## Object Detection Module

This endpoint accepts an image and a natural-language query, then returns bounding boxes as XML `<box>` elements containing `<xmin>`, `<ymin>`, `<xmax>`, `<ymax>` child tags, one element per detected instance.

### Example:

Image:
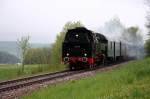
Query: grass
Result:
<box><xmin>0</xmin><ymin>64</ymin><xmax>67</xmax><ymax>81</ymax></box>
<box><xmin>22</xmin><ymin>58</ymin><xmax>150</xmax><ymax>99</ymax></box>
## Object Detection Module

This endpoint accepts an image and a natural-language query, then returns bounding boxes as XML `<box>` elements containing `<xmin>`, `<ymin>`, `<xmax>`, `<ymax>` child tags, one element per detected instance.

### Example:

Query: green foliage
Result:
<box><xmin>23</xmin><ymin>58</ymin><xmax>150</xmax><ymax>99</ymax></box>
<box><xmin>145</xmin><ymin>39</ymin><xmax>150</xmax><ymax>56</ymax></box>
<box><xmin>17</xmin><ymin>36</ymin><xmax>30</xmax><ymax>72</ymax></box>
<box><xmin>145</xmin><ymin>0</ymin><xmax>150</xmax><ymax>35</ymax></box>
<box><xmin>0</xmin><ymin>41</ymin><xmax>50</xmax><ymax>57</ymax></box>
<box><xmin>50</xmin><ymin>21</ymin><xmax>83</xmax><ymax>65</ymax></box>
<box><xmin>25</xmin><ymin>47</ymin><xmax>51</xmax><ymax>64</ymax></box>
<box><xmin>145</xmin><ymin>0</ymin><xmax>150</xmax><ymax>57</ymax></box>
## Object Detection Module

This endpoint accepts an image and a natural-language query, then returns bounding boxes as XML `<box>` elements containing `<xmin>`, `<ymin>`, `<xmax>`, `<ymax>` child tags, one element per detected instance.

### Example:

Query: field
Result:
<box><xmin>0</xmin><ymin>64</ymin><xmax>67</xmax><ymax>81</ymax></box>
<box><xmin>22</xmin><ymin>58</ymin><xmax>150</xmax><ymax>99</ymax></box>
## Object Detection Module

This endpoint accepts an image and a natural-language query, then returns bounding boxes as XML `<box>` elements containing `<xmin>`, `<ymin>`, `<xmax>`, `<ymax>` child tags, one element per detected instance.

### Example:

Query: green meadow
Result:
<box><xmin>23</xmin><ymin>58</ymin><xmax>150</xmax><ymax>99</ymax></box>
<box><xmin>0</xmin><ymin>64</ymin><xmax>67</xmax><ymax>81</ymax></box>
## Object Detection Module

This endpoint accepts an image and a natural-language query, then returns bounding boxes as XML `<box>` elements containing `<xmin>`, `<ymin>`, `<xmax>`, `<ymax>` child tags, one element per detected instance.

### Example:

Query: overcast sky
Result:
<box><xmin>0</xmin><ymin>0</ymin><xmax>147</xmax><ymax>43</ymax></box>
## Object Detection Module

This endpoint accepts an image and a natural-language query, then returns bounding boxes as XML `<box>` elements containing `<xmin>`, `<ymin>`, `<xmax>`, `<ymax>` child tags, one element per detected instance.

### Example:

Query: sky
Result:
<box><xmin>0</xmin><ymin>0</ymin><xmax>147</xmax><ymax>43</ymax></box>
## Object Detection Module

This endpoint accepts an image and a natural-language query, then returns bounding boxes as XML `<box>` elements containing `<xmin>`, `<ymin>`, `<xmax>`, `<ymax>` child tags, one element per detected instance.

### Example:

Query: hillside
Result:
<box><xmin>0</xmin><ymin>41</ymin><xmax>51</xmax><ymax>57</ymax></box>
<box><xmin>23</xmin><ymin>58</ymin><xmax>150</xmax><ymax>99</ymax></box>
<box><xmin>0</xmin><ymin>51</ymin><xmax>19</xmax><ymax>64</ymax></box>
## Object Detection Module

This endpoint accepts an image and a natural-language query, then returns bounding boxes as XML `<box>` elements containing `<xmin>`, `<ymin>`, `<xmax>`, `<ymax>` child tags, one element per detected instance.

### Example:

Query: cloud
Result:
<box><xmin>0</xmin><ymin>0</ymin><xmax>147</xmax><ymax>43</ymax></box>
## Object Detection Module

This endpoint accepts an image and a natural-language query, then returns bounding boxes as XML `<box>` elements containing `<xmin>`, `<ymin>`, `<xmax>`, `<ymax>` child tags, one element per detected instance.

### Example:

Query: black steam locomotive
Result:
<box><xmin>62</xmin><ymin>27</ymin><xmax>126</xmax><ymax>70</ymax></box>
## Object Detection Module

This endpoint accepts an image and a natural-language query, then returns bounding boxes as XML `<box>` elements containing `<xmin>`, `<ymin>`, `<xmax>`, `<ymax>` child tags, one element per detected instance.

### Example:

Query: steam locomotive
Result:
<box><xmin>62</xmin><ymin>27</ymin><xmax>126</xmax><ymax>70</ymax></box>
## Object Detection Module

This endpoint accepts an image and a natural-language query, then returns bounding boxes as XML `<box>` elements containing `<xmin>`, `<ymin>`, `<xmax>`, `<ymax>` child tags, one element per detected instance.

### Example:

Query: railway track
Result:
<box><xmin>0</xmin><ymin>60</ymin><xmax>130</xmax><ymax>94</ymax></box>
<box><xmin>0</xmin><ymin>70</ymin><xmax>84</xmax><ymax>93</ymax></box>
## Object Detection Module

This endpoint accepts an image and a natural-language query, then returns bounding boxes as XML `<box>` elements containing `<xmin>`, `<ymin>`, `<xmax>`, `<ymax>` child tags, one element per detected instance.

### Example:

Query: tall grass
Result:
<box><xmin>23</xmin><ymin>58</ymin><xmax>150</xmax><ymax>99</ymax></box>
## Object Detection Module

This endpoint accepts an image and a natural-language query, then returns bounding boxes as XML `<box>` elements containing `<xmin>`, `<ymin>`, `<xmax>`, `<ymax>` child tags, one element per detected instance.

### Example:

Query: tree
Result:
<box><xmin>146</xmin><ymin>0</ymin><xmax>150</xmax><ymax>35</ymax></box>
<box><xmin>100</xmin><ymin>16</ymin><xmax>126</xmax><ymax>41</ymax></box>
<box><xmin>145</xmin><ymin>0</ymin><xmax>150</xmax><ymax>56</ymax></box>
<box><xmin>50</xmin><ymin>21</ymin><xmax>83</xmax><ymax>65</ymax></box>
<box><xmin>17</xmin><ymin>36</ymin><xmax>30</xmax><ymax>72</ymax></box>
<box><xmin>145</xmin><ymin>39</ymin><xmax>150</xmax><ymax>56</ymax></box>
<box><xmin>122</xmin><ymin>26</ymin><xmax>143</xmax><ymax>45</ymax></box>
<box><xmin>123</xmin><ymin>26</ymin><xmax>144</xmax><ymax>59</ymax></box>
<box><xmin>25</xmin><ymin>47</ymin><xmax>51</xmax><ymax>64</ymax></box>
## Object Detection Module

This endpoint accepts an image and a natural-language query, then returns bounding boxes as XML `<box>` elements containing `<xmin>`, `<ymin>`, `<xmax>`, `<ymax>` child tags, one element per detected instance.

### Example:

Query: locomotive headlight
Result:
<box><xmin>75</xmin><ymin>34</ymin><xmax>79</xmax><ymax>38</ymax></box>
<box><xmin>64</xmin><ymin>57</ymin><xmax>69</xmax><ymax>62</ymax></box>
<box><xmin>66</xmin><ymin>53</ymin><xmax>69</xmax><ymax>56</ymax></box>
<box><xmin>84</xmin><ymin>53</ymin><xmax>87</xmax><ymax>56</ymax></box>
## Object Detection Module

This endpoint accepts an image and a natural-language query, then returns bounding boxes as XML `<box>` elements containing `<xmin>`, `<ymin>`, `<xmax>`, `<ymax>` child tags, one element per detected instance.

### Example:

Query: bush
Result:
<box><xmin>25</xmin><ymin>47</ymin><xmax>51</xmax><ymax>64</ymax></box>
<box><xmin>145</xmin><ymin>39</ymin><xmax>150</xmax><ymax>56</ymax></box>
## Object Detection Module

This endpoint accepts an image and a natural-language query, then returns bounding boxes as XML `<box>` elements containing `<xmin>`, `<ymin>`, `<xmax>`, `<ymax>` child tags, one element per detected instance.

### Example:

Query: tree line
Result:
<box><xmin>0</xmin><ymin>51</ymin><xmax>19</xmax><ymax>64</ymax></box>
<box><xmin>145</xmin><ymin>0</ymin><xmax>150</xmax><ymax>56</ymax></box>
<box><xmin>24</xmin><ymin>47</ymin><xmax>51</xmax><ymax>64</ymax></box>
<box><xmin>17</xmin><ymin>22</ymin><xmax>83</xmax><ymax>72</ymax></box>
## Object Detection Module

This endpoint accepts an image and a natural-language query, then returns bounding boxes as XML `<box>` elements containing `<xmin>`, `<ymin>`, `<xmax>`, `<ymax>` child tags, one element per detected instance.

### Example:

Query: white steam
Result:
<box><xmin>98</xmin><ymin>17</ymin><xmax>145</xmax><ymax>59</ymax></box>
